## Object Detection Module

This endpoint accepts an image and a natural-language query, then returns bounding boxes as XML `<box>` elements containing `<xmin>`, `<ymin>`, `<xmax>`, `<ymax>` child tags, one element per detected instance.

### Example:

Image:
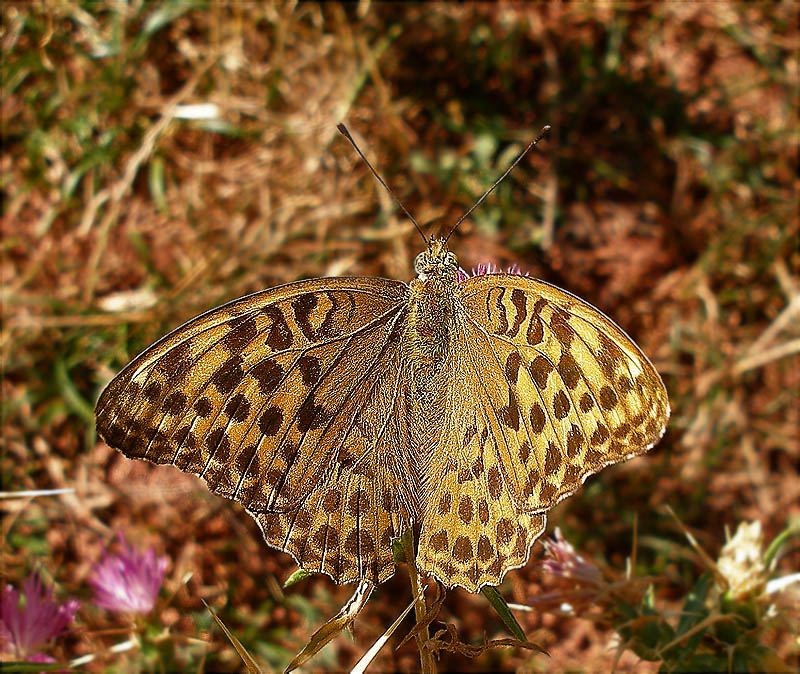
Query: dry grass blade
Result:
<box><xmin>350</xmin><ymin>592</ymin><xmax>420</xmax><ymax>674</ymax></box>
<box><xmin>397</xmin><ymin>581</ymin><xmax>445</xmax><ymax>649</ymax></box>
<box><xmin>664</xmin><ymin>506</ymin><xmax>728</xmax><ymax>590</ymax></box>
<box><xmin>0</xmin><ymin>488</ymin><xmax>75</xmax><ymax>499</ymax></box>
<box><xmin>202</xmin><ymin>599</ymin><xmax>264</xmax><ymax>674</ymax></box>
<box><xmin>425</xmin><ymin>623</ymin><xmax>547</xmax><ymax>659</ymax></box>
<box><xmin>284</xmin><ymin>579</ymin><xmax>374</xmax><ymax>674</ymax></box>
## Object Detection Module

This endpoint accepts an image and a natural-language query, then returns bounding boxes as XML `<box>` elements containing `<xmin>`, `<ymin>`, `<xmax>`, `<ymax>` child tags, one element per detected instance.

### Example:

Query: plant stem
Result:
<box><xmin>401</xmin><ymin>528</ymin><xmax>436</xmax><ymax>674</ymax></box>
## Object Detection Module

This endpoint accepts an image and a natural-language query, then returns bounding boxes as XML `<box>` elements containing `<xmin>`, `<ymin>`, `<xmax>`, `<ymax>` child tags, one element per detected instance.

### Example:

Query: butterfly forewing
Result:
<box><xmin>96</xmin><ymin>277</ymin><xmax>416</xmax><ymax>583</ymax></box>
<box><xmin>455</xmin><ymin>274</ymin><xmax>670</xmax><ymax>515</ymax></box>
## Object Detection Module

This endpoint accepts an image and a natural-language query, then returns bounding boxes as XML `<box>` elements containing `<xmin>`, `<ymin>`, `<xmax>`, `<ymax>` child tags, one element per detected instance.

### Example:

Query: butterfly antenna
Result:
<box><xmin>443</xmin><ymin>125</ymin><xmax>552</xmax><ymax>244</ymax></box>
<box><xmin>337</xmin><ymin>123</ymin><xmax>428</xmax><ymax>246</ymax></box>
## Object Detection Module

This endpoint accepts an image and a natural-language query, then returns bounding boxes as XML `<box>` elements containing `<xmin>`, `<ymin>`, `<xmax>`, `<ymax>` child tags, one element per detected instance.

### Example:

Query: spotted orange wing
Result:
<box><xmin>456</xmin><ymin>273</ymin><xmax>669</xmax><ymax>514</ymax></box>
<box><xmin>416</xmin><ymin>273</ymin><xmax>668</xmax><ymax>591</ymax></box>
<box><xmin>96</xmin><ymin>277</ymin><xmax>418</xmax><ymax>584</ymax></box>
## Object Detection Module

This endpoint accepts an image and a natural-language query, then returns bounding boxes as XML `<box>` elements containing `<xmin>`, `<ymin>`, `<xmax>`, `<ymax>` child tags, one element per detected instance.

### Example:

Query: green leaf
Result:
<box><xmin>283</xmin><ymin>568</ymin><xmax>313</xmax><ymax>588</ymax></box>
<box><xmin>55</xmin><ymin>358</ymin><xmax>94</xmax><ymax>424</ymax></box>
<box><xmin>285</xmin><ymin>579</ymin><xmax>374</xmax><ymax>673</ymax></box>
<box><xmin>673</xmin><ymin>572</ymin><xmax>713</xmax><ymax>657</ymax></box>
<box><xmin>148</xmin><ymin>155</ymin><xmax>167</xmax><ymax>214</ymax></box>
<box><xmin>203</xmin><ymin>599</ymin><xmax>263</xmax><ymax>674</ymax></box>
<box><xmin>480</xmin><ymin>586</ymin><xmax>526</xmax><ymax>641</ymax></box>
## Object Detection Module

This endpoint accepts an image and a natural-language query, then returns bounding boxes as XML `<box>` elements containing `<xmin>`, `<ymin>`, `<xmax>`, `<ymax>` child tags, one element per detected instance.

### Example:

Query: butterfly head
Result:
<box><xmin>414</xmin><ymin>238</ymin><xmax>458</xmax><ymax>281</ymax></box>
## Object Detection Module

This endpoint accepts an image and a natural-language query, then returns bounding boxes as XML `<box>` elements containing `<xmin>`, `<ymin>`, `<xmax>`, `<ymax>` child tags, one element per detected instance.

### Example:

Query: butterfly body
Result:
<box><xmin>96</xmin><ymin>238</ymin><xmax>669</xmax><ymax>591</ymax></box>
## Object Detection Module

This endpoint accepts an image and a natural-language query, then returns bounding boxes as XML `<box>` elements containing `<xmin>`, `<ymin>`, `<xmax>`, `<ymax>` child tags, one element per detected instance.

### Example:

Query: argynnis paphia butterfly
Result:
<box><xmin>96</xmin><ymin>126</ymin><xmax>669</xmax><ymax>591</ymax></box>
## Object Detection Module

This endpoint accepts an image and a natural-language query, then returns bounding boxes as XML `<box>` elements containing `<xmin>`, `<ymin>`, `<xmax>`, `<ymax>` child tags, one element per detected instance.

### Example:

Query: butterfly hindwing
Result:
<box><xmin>456</xmin><ymin>273</ymin><xmax>670</xmax><ymax>514</ymax></box>
<box><xmin>250</xmin><ymin>345</ymin><xmax>420</xmax><ymax>584</ymax></box>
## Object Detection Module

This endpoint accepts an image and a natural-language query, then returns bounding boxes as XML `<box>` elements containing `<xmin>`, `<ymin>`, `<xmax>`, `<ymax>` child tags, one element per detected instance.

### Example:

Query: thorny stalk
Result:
<box><xmin>400</xmin><ymin>528</ymin><xmax>436</xmax><ymax>674</ymax></box>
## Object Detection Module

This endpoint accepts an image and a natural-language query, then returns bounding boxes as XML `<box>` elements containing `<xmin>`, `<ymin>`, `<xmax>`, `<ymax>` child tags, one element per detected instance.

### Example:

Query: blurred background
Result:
<box><xmin>2</xmin><ymin>3</ymin><xmax>798</xmax><ymax>672</ymax></box>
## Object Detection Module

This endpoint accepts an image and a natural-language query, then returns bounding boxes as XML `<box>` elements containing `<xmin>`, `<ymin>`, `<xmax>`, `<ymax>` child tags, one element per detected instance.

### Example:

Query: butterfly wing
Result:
<box><xmin>456</xmin><ymin>273</ymin><xmax>669</xmax><ymax>514</ymax></box>
<box><xmin>416</xmin><ymin>273</ymin><xmax>668</xmax><ymax>591</ymax></box>
<box><xmin>416</xmin><ymin>374</ymin><xmax>547</xmax><ymax>590</ymax></box>
<box><xmin>96</xmin><ymin>277</ymin><xmax>418</xmax><ymax>583</ymax></box>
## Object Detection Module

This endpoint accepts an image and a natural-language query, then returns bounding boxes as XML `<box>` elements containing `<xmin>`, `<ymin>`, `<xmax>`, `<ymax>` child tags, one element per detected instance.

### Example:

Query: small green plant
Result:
<box><xmin>528</xmin><ymin>517</ymin><xmax>799</xmax><ymax>672</ymax></box>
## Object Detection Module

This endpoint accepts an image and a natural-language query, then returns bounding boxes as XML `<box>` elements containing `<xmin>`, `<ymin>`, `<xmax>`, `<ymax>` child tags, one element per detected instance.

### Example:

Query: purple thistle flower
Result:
<box><xmin>541</xmin><ymin>527</ymin><xmax>604</xmax><ymax>586</ymax></box>
<box><xmin>0</xmin><ymin>574</ymin><xmax>79</xmax><ymax>662</ymax></box>
<box><xmin>457</xmin><ymin>261</ymin><xmax>529</xmax><ymax>282</ymax></box>
<box><xmin>89</xmin><ymin>533</ymin><xmax>168</xmax><ymax>614</ymax></box>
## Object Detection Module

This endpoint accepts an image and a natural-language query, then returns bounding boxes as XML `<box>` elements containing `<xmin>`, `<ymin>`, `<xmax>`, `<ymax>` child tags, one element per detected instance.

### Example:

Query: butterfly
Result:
<box><xmin>95</xmin><ymin>125</ymin><xmax>669</xmax><ymax>592</ymax></box>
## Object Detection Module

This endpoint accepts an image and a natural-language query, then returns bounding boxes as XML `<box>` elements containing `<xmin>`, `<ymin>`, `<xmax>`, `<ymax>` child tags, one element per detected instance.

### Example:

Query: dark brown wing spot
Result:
<box><xmin>471</xmin><ymin>455</ymin><xmax>484</xmax><ymax>478</ymax></box>
<box><xmin>557</xmin><ymin>352</ymin><xmax>581</xmax><ymax>389</ymax></box>
<box><xmin>566</xmin><ymin>424</ymin><xmax>583</xmax><ymax>457</ymax></box>
<box><xmin>294</xmin><ymin>510</ymin><xmax>313</xmax><ymax>532</ymax></box>
<box><xmin>618</xmin><ymin>374</ymin><xmax>633</xmax><ymax>393</ymax></box>
<box><xmin>348</xmin><ymin>489</ymin><xmax>369</xmax><ymax>516</ymax></box>
<box><xmin>297</xmin><ymin>396</ymin><xmax>325</xmax><ymax>433</ymax></box>
<box><xmin>158</xmin><ymin>342</ymin><xmax>191</xmax><ymax>380</ymax></box>
<box><xmin>544</xmin><ymin>442</ymin><xmax>561</xmax><ymax>475</ymax></box>
<box><xmin>452</xmin><ymin>536</ymin><xmax>473</xmax><ymax>564</ymax></box>
<box><xmin>359</xmin><ymin>532</ymin><xmax>376</xmax><ymax>557</ymax></box>
<box><xmin>457</xmin><ymin>496</ymin><xmax>473</xmax><ymax>524</ymax></box>
<box><xmin>500</xmin><ymin>389</ymin><xmax>521</xmax><ymax>431</ymax></box>
<box><xmin>162</xmin><ymin>391</ymin><xmax>188</xmax><ymax>415</ymax></box>
<box><xmin>143</xmin><ymin>380</ymin><xmax>162</xmax><ymax>402</ymax></box>
<box><xmin>262</xmin><ymin>306</ymin><xmax>293</xmax><ymax>351</ymax></box>
<box><xmin>526</xmin><ymin>298</ymin><xmax>547</xmax><ymax>345</ymax></box>
<box><xmin>553</xmin><ymin>391</ymin><xmax>571</xmax><ymax>419</ymax></box>
<box><xmin>312</xmin><ymin>524</ymin><xmax>338</xmax><ymax>551</ymax></box>
<box><xmin>206</xmin><ymin>427</ymin><xmax>231</xmax><ymax>462</ymax></box>
<box><xmin>540</xmin><ymin>481</ymin><xmax>557</xmax><ymax>502</ymax></box>
<box><xmin>251</xmin><ymin>359</ymin><xmax>284</xmax><ymax>396</ymax></box>
<box><xmin>322</xmin><ymin>489</ymin><xmax>341</xmax><ymax>513</ymax></box>
<box><xmin>211</xmin><ymin>356</ymin><xmax>245</xmax><ymax>394</ymax></box>
<box><xmin>194</xmin><ymin>397</ymin><xmax>213</xmax><ymax>418</ymax></box>
<box><xmin>599</xmin><ymin>386</ymin><xmax>618</xmax><ymax>410</ymax></box>
<box><xmin>528</xmin><ymin>356</ymin><xmax>553</xmax><ymax>388</ymax></box>
<box><xmin>438</xmin><ymin>491</ymin><xmax>452</xmax><ymax>515</ymax></box>
<box><xmin>224</xmin><ymin>316</ymin><xmax>258</xmax><ymax>351</ymax></box>
<box><xmin>477</xmin><ymin>535</ymin><xmax>494</xmax><ymax>562</ymax></box>
<box><xmin>297</xmin><ymin>354</ymin><xmax>321</xmax><ymax>386</ymax></box>
<box><xmin>591</xmin><ymin>423</ymin><xmax>609</xmax><ymax>445</ymax></box>
<box><xmin>508</xmin><ymin>288</ymin><xmax>528</xmax><ymax>337</ymax></box>
<box><xmin>224</xmin><ymin>393</ymin><xmax>251</xmax><ymax>422</ymax></box>
<box><xmin>579</xmin><ymin>392</ymin><xmax>595</xmax><ymax>412</ymax></box>
<box><xmin>430</xmin><ymin>530</ymin><xmax>449</xmax><ymax>552</ymax></box>
<box><xmin>259</xmin><ymin>406</ymin><xmax>283</xmax><ymax>436</ymax></box>
<box><xmin>496</xmin><ymin>518</ymin><xmax>515</xmax><ymax>547</ymax></box>
<box><xmin>550</xmin><ymin>310</ymin><xmax>574</xmax><ymax>348</ymax></box>
<box><xmin>519</xmin><ymin>441</ymin><xmax>531</xmax><ymax>463</ymax></box>
<box><xmin>505</xmin><ymin>351</ymin><xmax>523</xmax><ymax>383</ymax></box>
<box><xmin>292</xmin><ymin>293</ymin><xmax>319</xmax><ymax>341</ymax></box>
<box><xmin>478</xmin><ymin>499</ymin><xmax>490</xmax><ymax>524</ymax></box>
<box><xmin>530</xmin><ymin>403</ymin><xmax>546</xmax><ymax>433</ymax></box>
<box><xmin>487</xmin><ymin>466</ymin><xmax>502</xmax><ymax>500</ymax></box>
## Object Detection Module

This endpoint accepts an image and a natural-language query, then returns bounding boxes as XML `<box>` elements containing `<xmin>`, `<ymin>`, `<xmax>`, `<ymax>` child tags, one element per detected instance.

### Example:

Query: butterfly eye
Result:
<box><xmin>445</xmin><ymin>252</ymin><xmax>458</xmax><ymax>267</ymax></box>
<box><xmin>414</xmin><ymin>252</ymin><xmax>428</xmax><ymax>273</ymax></box>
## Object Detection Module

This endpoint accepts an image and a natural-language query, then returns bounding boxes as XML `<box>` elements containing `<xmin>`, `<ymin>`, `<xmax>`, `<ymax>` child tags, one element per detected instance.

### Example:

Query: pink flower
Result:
<box><xmin>457</xmin><ymin>262</ymin><xmax>529</xmax><ymax>282</ymax></box>
<box><xmin>89</xmin><ymin>533</ymin><xmax>168</xmax><ymax>614</ymax></box>
<box><xmin>541</xmin><ymin>527</ymin><xmax>604</xmax><ymax>586</ymax></box>
<box><xmin>0</xmin><ymin>574</ymin><xmax>79</xmax><ymax>662</ymax></box>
